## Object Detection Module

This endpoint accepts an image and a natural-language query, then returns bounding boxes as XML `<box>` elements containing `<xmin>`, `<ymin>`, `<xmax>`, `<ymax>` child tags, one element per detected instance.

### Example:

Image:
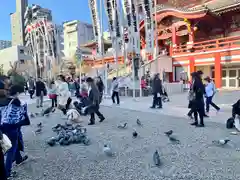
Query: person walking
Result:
<box><xmin>190</xmin><ymin>71</ymin><xmax>205</xmax><ymax>127</ymax></box>
<box><xmin>204</xmin><ymin>76</ymin><xmax>220</xmax><ymax>114</ymax></box>
<box><xmin>111</xmin><ymin>77</ymin><xmax>120</xmax><ymax>105</ymax></box>
<box><xmin>27</xmin><ymin>77</ymin><xmax>35</xmax><ymax>99</ymax></box>
<box><xmin>96</xmin><ymin>76</ymin><xmax>105</xmax><ymax>104</ymax></box>
<box><xmin>48</xmin><ymin>81</ymin><xmax>57</xmax><ymax>107</ymax></box>
<box><xmin>56</xmin><ymin>75</ymin><xmax>72</xmax><ymax>115</ymax></box>
<box><xmin>35</xmin><ymin>77</ymin><xmax>46</xmax><ymax>108</ymax></box>
<box><xmin>85</xmin><ymin>77</ymin><xmax>105</xmax><ymax>125</ymax></box>
<box><xmin>150</xmin><ymin>73</ymin><xmax>163</xmax><ymax>109</ymax></box>
<box><xmin>0</xmin><ymin>85</ymin><xmax>30</xmax><ymax>178</ymax></box>
<box><xmin>0</xmin><ymin>131</ymin><xmax>7</xmax><ymax>180</ymax></box>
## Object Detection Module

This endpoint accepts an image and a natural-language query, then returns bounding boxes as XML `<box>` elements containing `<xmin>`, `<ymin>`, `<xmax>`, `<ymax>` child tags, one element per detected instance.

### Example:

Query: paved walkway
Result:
<box><xmin>101</xmin><ymin>90</ymin><xmax>240</xmax><ymax>124</ymax></box>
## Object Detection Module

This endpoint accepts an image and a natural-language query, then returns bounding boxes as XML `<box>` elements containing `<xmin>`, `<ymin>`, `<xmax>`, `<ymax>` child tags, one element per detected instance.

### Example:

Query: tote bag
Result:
<box><xmin>0</xmin><ymin>134</ymin><xmax>12</xmax><ymax>154</ymax></box>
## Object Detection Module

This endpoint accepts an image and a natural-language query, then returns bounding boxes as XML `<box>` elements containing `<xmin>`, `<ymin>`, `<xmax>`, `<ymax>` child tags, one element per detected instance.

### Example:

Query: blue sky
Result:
<box><xmin>0</xmin><ymin>0</ymin><xmax>107</xmax><ymax>41</ymax></box>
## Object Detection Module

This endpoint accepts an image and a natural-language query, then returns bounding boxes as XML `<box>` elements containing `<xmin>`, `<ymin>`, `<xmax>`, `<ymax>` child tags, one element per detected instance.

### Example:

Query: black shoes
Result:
<box><xmin>16</xmin><ymin>155</ymin><xmax>28</xmax><ymax>165</ymax></box>
<box><xmin>190</xmin><ymin>122</ymin><xmax>205</xmax><ymax>127</ymax></box>
<box><xmin>99</xmin><ymin>117</ymin><xmax>105</xmax><ymax>122</ymax></box>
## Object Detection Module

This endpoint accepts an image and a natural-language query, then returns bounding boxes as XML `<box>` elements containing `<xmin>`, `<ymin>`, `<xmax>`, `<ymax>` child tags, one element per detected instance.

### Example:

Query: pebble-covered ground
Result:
<box><xmin>12</xmin><ymin>103</ymin><xmax>240</xmax><ymax>180</ymax></box>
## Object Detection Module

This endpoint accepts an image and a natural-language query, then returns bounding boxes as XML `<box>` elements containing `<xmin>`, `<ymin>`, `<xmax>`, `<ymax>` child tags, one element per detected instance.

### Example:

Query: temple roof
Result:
<box><xmin>81</xmin><ymin>39</ymin><xmax>112</xmax><ymax>48</ymax></box>
<box><xmin>155</xmin><ymin>0</ymin><xmax>240</xmax><ymax>14</ymax></box>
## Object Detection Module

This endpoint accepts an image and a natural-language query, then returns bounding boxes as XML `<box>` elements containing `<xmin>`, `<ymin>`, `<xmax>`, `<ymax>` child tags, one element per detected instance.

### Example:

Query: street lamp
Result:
<box><xmin>75</xmin><ymin>47</ymin><xmax>83</xmax><ymax>80</ymax></box>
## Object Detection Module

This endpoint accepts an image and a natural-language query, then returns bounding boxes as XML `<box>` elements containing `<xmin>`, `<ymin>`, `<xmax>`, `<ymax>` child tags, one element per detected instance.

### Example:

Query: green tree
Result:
<box><xmin>0</xmin><ymin>64</ymin><xmax>4</xmax><ymax>75</ymax></box>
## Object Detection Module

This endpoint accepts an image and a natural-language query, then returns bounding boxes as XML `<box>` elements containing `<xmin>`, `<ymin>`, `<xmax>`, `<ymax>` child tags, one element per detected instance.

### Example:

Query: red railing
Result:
<box><xmin>172</xmin><ymin>36</ymin><xmax>240</xmax><ymax>55</ymax></box>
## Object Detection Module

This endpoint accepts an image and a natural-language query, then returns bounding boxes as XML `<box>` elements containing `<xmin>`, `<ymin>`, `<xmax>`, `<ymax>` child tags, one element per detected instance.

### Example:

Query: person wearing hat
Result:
<box><xmin>150</xmin><ymin>73</ymin><xmax>163</xmax><ymax>109</ymax></box>
<box><xmin>204</xmin><ymin>76</ymin><xmax>220</xmax><ymax>113</ymax></box>
<box><xmin>85</xmin><ymin>77</ymin><xmax>105</xmax><ymax>125</ymax></box>
<box><xmin>190</xmin><ymin>71</ymin><xmax>206</xmax><ymax>127</ymax></box>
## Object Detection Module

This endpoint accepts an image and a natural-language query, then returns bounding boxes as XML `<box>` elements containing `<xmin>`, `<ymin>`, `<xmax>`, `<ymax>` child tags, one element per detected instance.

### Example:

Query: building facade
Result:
<box><xmin>82</xmin><ymin>0</ymin><xmax>240</xmax><ymax>89</ymax></box>
<box><xmin>0</xmin><ymin>40</ymin><xmax>12</xmax><ymax>50</ymax></box>
<box><xmin>10</xmin><ymin>0</ymin><xmax>28</xmax><ymax>46</ymax></box>
<box><xmin>0</xmin><ymin>45</ymin><xmax>33</xmax><ymax>75</ymax></box>
<box><xmin>63</xmin><ymin>20</ymin><xmax>94</xmax><ymax>58</ymax></box>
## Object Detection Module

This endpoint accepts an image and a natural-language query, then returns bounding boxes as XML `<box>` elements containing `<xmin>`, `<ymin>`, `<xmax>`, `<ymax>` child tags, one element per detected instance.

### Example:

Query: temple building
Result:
<box><xmin>82</xmin><ymin>0</ymin><xmax>240</xmax><ymax>89</ymax></box>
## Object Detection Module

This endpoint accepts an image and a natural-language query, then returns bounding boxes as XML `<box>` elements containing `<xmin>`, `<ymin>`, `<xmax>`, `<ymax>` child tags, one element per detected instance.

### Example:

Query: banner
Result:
<box><xmin>142</xmin><ymin>0</ymin><xmax>154</xmax><ymax>55</ymax></box>
<box><xmin>88</xmin><ymin>0</ymin><xmax>102</xmax><ymax>55</ymax></box>
<box><xmin>104</xmin><ymin>0</ymin><xmax>114</xmax><ymax>37</ymax></box>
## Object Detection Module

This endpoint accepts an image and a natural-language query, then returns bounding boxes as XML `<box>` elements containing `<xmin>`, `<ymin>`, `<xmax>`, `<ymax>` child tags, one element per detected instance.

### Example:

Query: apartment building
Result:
<box><xmin>63</xmin><ymin>20</ymin><xmax>94</xmax><ymax>58</ymax></box>
<box><xmin>0</xmin><ymin>40</ymin><xmax>12</xmax><ymax>50</ymax></box>
<box><xmin>10</xmin><ymin>0</ymin><xmax>28</xmax><ymax>46</ymax></box>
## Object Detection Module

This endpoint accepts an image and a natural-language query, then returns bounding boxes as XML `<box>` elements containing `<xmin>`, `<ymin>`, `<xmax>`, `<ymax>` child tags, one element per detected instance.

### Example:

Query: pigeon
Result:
<box><xmin>35</xmin><ymin>112</ymin><xmax>40</xmax><ymax>116</ymax></box>
<box><xmin>37</xmin><ymin>122</ymin><xmax>42</xmax><ymax>128</ymax></box>
<box><xmin>29</xmin><ymin>113</ymin><xmax>35</xmax><ymax>118</ymax></box>
<box><xmin>103</xmin><ymin>144</ymin><xmax>113</xmax><ymax>156</ymax></box>
<box><xmin>164</xmin><ymin>130</ymin><xmax>173</xmax><ymax>136</ymax></box>
<box><xmin>212</xmin><ymin>139</ymin><xmax>230</xmax><ymax>146</ymax></box>
<box><xmin>47</xmin><ymin>137</ymin><xmax>57</xmax><ymax>146</ymax></box>
<box><xmin>136</xmin><ymin>119</ymin><xmax>142</xmax><ymax>126</ymax></box>
<box><xmin>42</xmin><ymin>107</ymin><xmax>54</xmax><ymax>116</ymax></box>
<box><xmin>52</xmin><ymin>124</ymin><xmax>62</xmax><ymax>132</ymax></box>
<box><xmin>118</xmin><ymin>123</ymin><xmax>127</xmax><ymax>129</ymax></box>
<box><xmin>132</xmin><ymin>130</ymin><xmax>138</xmax><ymax>138</ymax></box>
<box><xmin>153</xmin><ymin>150</ymin><xmax>161</xmax><ymax>166</ymax></box>
<box><xmin>83</xmin><ymin>136</ymin><xmax>91</xmax><ymax>146</ymax></box>
<box><xmin>168</xmin><ymin>134</ymin><xmax>180</xmax><ymax>143</ymax></box>
<box><xmin>52</xmin><ymin>108</ymin><xmax>56</xmax><ymax>113</ymax></box>
<box><xmin>35</xmin><ymin>127</ymin><xmax>42</xmax><ymax>134</ymax></box>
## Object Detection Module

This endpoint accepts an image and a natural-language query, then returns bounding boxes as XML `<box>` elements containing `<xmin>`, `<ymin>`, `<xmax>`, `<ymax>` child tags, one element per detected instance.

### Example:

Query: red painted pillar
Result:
<box><xmin>171</xmin><ymin>26</ymin><xmax>177</xmax><ymax>55</ymax></box>
<box><xmin>214</xmin><ymin>52</ymin><xmax>222</xmax><ymax>88</ymax></box>
<box><xmin>189</xmin><ymin>56</ymin><xmax>195</xmax><ymax>80</ymax></box>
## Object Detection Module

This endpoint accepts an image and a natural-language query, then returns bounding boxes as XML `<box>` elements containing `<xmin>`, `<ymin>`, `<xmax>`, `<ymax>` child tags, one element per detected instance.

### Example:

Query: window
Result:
<box><xmin>20</xmin><ymin>49</ymin><xmax>24</xmax><ymax>54</ymax></box>
<box><xmin>20</xmin><ymin>59</ymin><xmax>25</xmax><ymax>64</ymax></box>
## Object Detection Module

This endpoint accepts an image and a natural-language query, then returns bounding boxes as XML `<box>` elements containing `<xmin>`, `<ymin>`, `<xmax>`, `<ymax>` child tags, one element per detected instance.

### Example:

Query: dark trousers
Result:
<box><xmin>232</xmin><ymin>106</ymin><xmax>240</xmax><ymax>118</ymax></box>
<box><xmin>206</xmin><ymin>96</ymin><xmax>220</xmax><ymax>112</ymax></box>
<box><xmin>66</xmin><ymin>97</ymin><xmax>72</xmax><ymax>110</ymax></box>
<box><xmin>193</xmin><ymin>100</ymin><xmax>205</xmax><ymax>125</ymax></box>
<box><xmin>112</xmin><ymin>91</ymin><xmax>120</xmax><ymax>104</ymax></box>
<box><xmin>89</xmin><ymin>105</ymin><xmax>104</xmax><ymax>122</ymax></box>
<box><xmin>29</xmin><ymin>90</ymin><xmax>34</xmax><ymax>99</ymax></box>
<box><xmin>152</xmin><ymin>93</ymin><xmax>162</xmax><ymax>108</ymax></box>
<box><xmin>51</xmin><ymin>97</ymin><xmax>57</xmax><ymax>107</ymax></box>
<box><xmin>0</xmin><ymin>146</ymin><xmax>7</xmax><ymax>180</ymax></box>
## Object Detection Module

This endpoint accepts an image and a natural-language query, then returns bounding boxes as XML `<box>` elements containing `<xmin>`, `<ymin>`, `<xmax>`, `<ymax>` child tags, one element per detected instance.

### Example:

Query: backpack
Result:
<box><xmin>226</xmin><ymin>117</ymin><xmax>234</xmax><ymax>129</ymax></box>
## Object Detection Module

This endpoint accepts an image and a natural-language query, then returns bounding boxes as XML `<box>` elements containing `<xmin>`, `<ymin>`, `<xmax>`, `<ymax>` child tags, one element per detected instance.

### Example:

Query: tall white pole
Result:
<box><xmin>154</xmin><ymin>0</ymin><xmax>158</xmax><ymax>74</ymax></box>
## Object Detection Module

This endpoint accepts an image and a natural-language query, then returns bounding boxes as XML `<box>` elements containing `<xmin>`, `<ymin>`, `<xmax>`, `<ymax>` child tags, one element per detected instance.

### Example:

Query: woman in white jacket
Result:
<box><xmin>56</xmin><ymin>75</ymin><xmax>72</xmax><ymax>115</ymax></box>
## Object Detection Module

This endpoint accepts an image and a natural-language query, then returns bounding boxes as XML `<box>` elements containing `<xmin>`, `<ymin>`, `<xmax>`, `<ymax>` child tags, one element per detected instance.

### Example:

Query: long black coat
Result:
<box><xmin>191</xmin><ymin>76</ymin><xmax>205</xmax><ymax>110</ymax></box>
<box><xmin>152</xmin><ymin>77</ymin><xmax>163</xmax><ymax>95</ymax></box>
<box><xmin>35</xmin><ymin>81</ymin><xmax>46</xmax><ymax>97</ymax></box>
<box><xmin>87</xmin><ymin>86</ymin><xmax>100</xmax><ymax>114</ymax></box>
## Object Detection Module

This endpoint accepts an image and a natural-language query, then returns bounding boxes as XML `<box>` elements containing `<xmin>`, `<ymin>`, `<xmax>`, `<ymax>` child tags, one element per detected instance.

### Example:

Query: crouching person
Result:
<box><xmin>0</xmin><ymin>85</ymin><xmax>30</xmax><ymax>178</ymax></box>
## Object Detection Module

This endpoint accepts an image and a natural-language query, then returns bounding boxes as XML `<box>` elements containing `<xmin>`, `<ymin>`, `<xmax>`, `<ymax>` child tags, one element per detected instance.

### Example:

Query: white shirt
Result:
<box><xmin>205</xmin><ymin>82</ymin><xmax>216</xmax><ymax>97</ymax></box>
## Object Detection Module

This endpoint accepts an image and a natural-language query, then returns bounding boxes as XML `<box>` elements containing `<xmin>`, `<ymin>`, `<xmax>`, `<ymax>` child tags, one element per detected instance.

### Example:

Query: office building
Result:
<box><xmin>0</xmin><ymin>40</ymin><xmax>12</xmax><ymax>50</ymax></box>
<box><xmin>63</xmin><ymin>20</ymin><xmax>94</xmax><ymax>58</ymax></box>
<box><xmin>10</xmin><ymin>0</ymin><xmax>28</xmax><ymax>46</ymax></box>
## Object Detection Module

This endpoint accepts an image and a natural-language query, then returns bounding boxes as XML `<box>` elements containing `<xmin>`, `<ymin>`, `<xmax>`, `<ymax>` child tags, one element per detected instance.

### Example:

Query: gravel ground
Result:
<box><xmin>12</xmin><ymin>103</ymin><xmax>240</xmax><ymax>180</ymax></box>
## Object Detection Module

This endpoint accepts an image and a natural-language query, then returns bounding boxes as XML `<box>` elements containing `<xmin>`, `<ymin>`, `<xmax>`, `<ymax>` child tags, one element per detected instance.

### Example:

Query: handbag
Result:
<box><xmin>0</xmin><ymin>134</ymin><xmax>12</xmax><ymax>154</ymax></box>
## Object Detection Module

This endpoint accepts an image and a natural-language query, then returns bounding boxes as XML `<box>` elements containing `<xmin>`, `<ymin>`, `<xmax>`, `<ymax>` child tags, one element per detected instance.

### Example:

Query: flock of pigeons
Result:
<box><xmin>31</xmin><ymin>107</ymin><xmax>232</xmax><ymax>167</ymax></box>
<box><xmin>117</xmin><ymin>118</ymin><xmax>231</xmax><ymax>166</ymax></box>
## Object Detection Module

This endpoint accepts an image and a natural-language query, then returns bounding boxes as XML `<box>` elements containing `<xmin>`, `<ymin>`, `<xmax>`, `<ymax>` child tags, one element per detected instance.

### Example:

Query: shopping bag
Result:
<box><xmin>0</xmin><ymin>134</ymin><xmax>12</xmax><ymax>154</ymax></box>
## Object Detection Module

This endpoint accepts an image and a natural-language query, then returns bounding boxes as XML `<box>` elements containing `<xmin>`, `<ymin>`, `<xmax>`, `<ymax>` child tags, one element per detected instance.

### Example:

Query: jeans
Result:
<box><xmin>112</xmin><ymin>91</ymin><xmax>120</xmax><ymax>104</ymax></box>
<box><xmin>193</xmin><ymin>99</ymin><xmax>205</xmax><ymax>125</ymax></box>
<box><xmin>4</xmin><ymin>131</ymin><xmax>23</xmax><ymax>177</ymax></box>
<box><xmin>36</xmin><ymin>95</ymin><xmax>43</xmax><ymax>107</ymax></box>
<box><xmin>152</xmin><ymin>93</ymin><xmax>162</xmax><ymax>108</ymax></box>
<box><xmin>206</xmin><ymin>96</ymin><xmax>220</xmax><ymax>112</ymax></box>
<box><xmin>51</xmin><ymin>97</ymin><xmax>57</xmax><ymax>107</ymax></box>
<box><xmin>29</xmin><ymin>90</ymin><xmax>34</xmax><ymax>99</ymax></box>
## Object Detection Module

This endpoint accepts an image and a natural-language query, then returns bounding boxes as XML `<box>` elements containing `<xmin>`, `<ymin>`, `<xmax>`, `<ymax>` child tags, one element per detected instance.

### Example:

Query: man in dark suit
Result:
<box><xmin>86</xmin><ymin>77</ymin><xmax>105</xmax><ymax>125</ymax></box>
<box><xmin>150</xmin><ymin>73</ymin><xmax>163</xmax><ymax>109</ymax></box>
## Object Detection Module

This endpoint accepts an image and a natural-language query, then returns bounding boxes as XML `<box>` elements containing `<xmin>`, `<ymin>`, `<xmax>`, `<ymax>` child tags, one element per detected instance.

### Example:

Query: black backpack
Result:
<box><xmin>226</xmin><ymin>117</ymin><xmax>234</xmax><ymax>129</ymax></box>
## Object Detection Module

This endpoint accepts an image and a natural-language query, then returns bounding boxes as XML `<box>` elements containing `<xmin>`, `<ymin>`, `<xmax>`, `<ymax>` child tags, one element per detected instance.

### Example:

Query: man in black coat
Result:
<box><xmin>191</xmin><ymin>71</ymin><xmax>206</xmax><ymax>127</ymax></box>
<box><xmin>150</xmin><ymin>73</ymin><xmax>163</xmax><ymax>109</ymax></box>
<box><xmin>85</xmin><ymin>77</ymin><xmax>105</xmax><ymax>125</ymax></box>
<box><xmin>35</xmin><ymin>77</ymin><xmax>46</xmax><ymax>108</ymax></box>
